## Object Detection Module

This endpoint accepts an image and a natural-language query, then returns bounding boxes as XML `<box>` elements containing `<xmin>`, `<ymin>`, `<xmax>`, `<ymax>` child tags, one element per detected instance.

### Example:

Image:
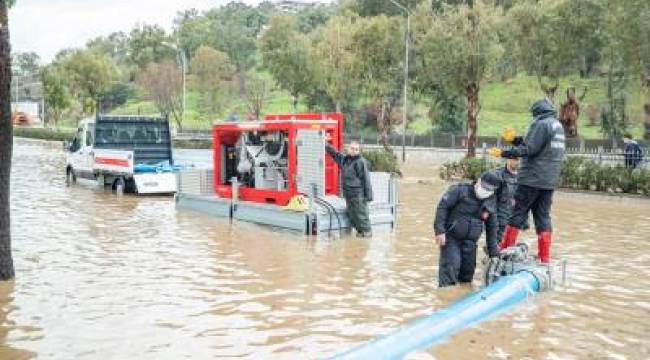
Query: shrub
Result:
<box><xmin>173</xmin><ymin>139</ymin><xmax>212</xmax><ymax>149</ymax></box>
<box><xmin>440</xmin><ymin>157</ymin><xmax>499</xmax><ymax>181</ymax></box>
<box><xmin>444</xmin><ymin>155</ymin><xmax>650</xmax><ymax>197</ymax></box>
<box><xmin>363</xmin><ymin>149</ymin><xmax>401</xmax><ymax>175</ymax></box>
<box><xmin>13</xmin><ymin>127</ymin><xmax>75</xmax><ymax>142</ymax></box>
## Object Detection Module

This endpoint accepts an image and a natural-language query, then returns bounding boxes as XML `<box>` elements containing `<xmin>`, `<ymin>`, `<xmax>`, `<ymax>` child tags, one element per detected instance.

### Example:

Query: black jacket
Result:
<box><xmin>504</xmin><ymin>99</ymin><xmax>565</xmax><ymax>190</ymax></box>
<box><xmin>491</xmin><ymin>167</ymin><xmax>520</xmax><ymax>240</ymax></box>
<box><xmin>624</xmin><ymin>141</ymin><xmax>643</xmax><ymax>169</ymax></box>
<box><xmin>433</xmin><ymin>183</ymin><xmax>499</xmax><ymax>257</ymax></box>
<box><xmin>326</xmin><ymin>144</ymin><xmax>373</xmax><ymax>201</ymax></box>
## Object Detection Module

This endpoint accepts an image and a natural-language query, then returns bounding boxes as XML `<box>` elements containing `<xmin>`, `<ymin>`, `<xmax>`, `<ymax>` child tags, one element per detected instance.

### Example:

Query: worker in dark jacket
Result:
<box><xmin>623</xmin><ymin>133</ymin><xmax>643</xmax><ymax>169</ymax></box>
<box><xmin>488</xmin><ymin>98</ymin><xmax>565</xmax><ymax>263</ymax></box>
<box><xmin>433</xmin><ymin>171</ymin><xmax>501</xmax><ymax>287</ymax></box>
<box><xmin>326</xmin><ymin>141</ymin><xmax>374</xmax><ymax>237</ymax></box>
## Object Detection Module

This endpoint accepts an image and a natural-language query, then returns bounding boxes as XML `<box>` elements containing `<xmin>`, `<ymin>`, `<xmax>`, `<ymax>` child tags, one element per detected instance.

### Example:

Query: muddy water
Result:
<box><xmin>2</xmin><ymin>138</ymin><xmax>649</xmax><ymax>359</ymax></box>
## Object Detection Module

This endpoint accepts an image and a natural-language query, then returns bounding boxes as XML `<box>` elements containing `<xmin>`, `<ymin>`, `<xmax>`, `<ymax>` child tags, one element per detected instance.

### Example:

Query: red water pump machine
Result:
<box><xmin>212</xmin><ymin>112</ymin><xmax>344</xmax><ymax>206</ymax></box>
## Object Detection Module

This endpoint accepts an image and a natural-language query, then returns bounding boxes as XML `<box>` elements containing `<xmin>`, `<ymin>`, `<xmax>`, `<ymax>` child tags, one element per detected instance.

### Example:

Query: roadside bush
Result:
<box><xmin>363</xmin><ymin>149</ymin><xmax>401</xmax><ymax>175</ymax></box>
<box><xmin>173</xmin><ymin>139</ymin><xmax>212</xmax><ymax>149</ymax></box>
<box><xmin>444</xmin><ymin>156</ymin><xmax>650</xmax><ymax>197</ymax></box>
<box><xmin>13</xmin><ymin>127</ymin><xmax>75</xmax><ymax>142</ymax></box>
<box><xmin>439</xmin><ymin>157</ymin><xmax>498</xmax><ymax>181</ymax></box>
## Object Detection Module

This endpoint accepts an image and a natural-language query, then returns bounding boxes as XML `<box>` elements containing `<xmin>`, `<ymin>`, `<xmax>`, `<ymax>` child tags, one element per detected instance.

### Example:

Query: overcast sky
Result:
<box><xmin>8</xmin><ymin>0</ymin><xmax>295</xmax><ymax>63</ymax></box>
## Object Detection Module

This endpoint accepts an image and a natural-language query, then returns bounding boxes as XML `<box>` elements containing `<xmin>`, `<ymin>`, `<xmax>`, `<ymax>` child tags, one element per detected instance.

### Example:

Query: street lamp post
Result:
<box><xmin>162</xmin><ymin>42</ymin><xmax>187</xmax><ymax>126</ymax></box>
<box><xmin>389</xmin><ymin>0</ymin><xmax>410</xmax><ymax>163</ymax></box>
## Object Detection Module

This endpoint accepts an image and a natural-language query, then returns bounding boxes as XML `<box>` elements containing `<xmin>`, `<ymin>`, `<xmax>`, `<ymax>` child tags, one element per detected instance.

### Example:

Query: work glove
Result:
<box><xmin>512</xmin><ymin>136</ymin><xmax>524</xmax><ymax>146</ymax></box>
<box><xmin>501</xmin><ymin>128</ymin><xmax>516</xmax><ymax>143</ymax></box>
<box><xmin>487</xmin><ymin>147</ymin><xmax>503</xmax><ymax>158</ymax></box>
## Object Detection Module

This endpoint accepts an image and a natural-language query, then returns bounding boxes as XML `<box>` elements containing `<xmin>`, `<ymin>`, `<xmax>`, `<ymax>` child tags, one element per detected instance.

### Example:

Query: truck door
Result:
<box><xmin>81</xmin><ymin>123</ymin><xmax>95</xmax><ymax>174</ymax></box>
<box><xmin>69</xmin><ymin>126</ymin><xmax>85</xmax><ymax>177</ymax></box>
<box><xmin>71</xmin><ymin>123</ymin><xmax>94</xmax><ymax>179</ymax></box>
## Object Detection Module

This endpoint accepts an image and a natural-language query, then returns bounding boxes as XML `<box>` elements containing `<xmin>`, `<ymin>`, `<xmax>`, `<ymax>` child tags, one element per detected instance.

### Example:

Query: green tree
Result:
<box><xmin>260</xmin><ymin>15</ymin><xmax>313</xmax><ymax>111</ymax></box>
<box><xmin>189</xmin><ymin>45</ymin><xmax>235</xmax><ymax>118</ymax></box>
<box><xmin>174</xmin><ymin>9</ymin><xmax>212</xmax><ymax>61</ymax></box>
<box><xmin>203</xmin><ymin>2</ymin><xmax>270</xmax><ymax>92</ymax></box>
<box><xmin>507</xmin><ymin>0</ymin><xmax>602</xmax><ymax>101</ymax></box>
<box><xmin>59</xmin><ymin>49</ymin><xmax>120</xmax><ymax>115</ymax></box>
<box><xmin>87</xmin><ymin>32</ymin><xmax>129</xmax><ymax>65</ymax></box>
<box><xmin>616</xmin><ymin>0</ymin><xmax>650</xmax><ymax>117</ymax></box>
<box><xmin>128</xmin><ymin>24</ymin><xmax>175</xmax><ymax>69</ymax></box>
<box><xmin>309</xmin><ymin>14</ymin><xmax>360</xmax><ymax>113</ymax></box>
<box><xmin>0</xmin><ymin>0</ymin><xmax>16</xmax><ymax>280</ymax></box>
<box><xmin>350</xmin><ymin>15</ymin><xmax>404</xmax><ymax>152</ymax></box>
<box><xmin>429</xmin><ymin>84</ymin><xmax>466</xmax><ymax>134</ymax></box>
<box><xmin>41</xmin><ymin>65</ymin><xmax>71</xmax><ymax>128</ymax></box>
<box><xmin>295</xmin><ymin>3</ymin><xmax>336</xmax><ymax>33</ymax></box>
<box><xmin>137</xmin><ymin>60</ymin><xmax>184</xmax><ymax>130</ymax></box>
<box><xmin>342</xmin><ymin>0</ymin><xmax>422</xmax><ymax>17</ymax></box>
<box><xmin>415</xmin><ymin>1</ymin><xmax>504</xmax><ymax>157</ymax></box>
<box><xmin>12</xmin><ymin>51</ymin><xmax>40</xmax><ymax>76</ymax></box>
<box><xmin>100</xmin><ymin>82</ymin><xmax>134</xmax><ymax>112</ymax></box>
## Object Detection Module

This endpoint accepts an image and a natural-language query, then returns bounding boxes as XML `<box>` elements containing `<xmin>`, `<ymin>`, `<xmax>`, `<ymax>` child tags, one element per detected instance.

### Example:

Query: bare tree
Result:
<box><xmin>243</xmin><ymin>73</ymin><xmax>272</xmax><ymax>120</ymax></box>
<box><xmin>137</xmin><ymin>60</ymin><xmax>184</xmax><ymax>130</ymax></box>
<box><xmin>0</xmin><ymin>0</ymin><xmax>15</xmax><ymax>280</ymax></box>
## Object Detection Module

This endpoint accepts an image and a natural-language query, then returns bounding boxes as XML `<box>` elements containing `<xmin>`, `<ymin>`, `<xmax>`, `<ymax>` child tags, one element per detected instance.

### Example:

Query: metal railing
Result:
<box><xmin>174</xmin><ymin>129</ymin><xmax>649</xmax><ymax>165</ymax></box>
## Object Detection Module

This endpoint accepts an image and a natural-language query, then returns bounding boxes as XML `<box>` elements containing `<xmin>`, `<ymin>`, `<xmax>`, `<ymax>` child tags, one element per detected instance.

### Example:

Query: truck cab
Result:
<box><xmin>65</xmin><ymin>115</ymin><xmax>178</xmax><ymax>194</ymax></box>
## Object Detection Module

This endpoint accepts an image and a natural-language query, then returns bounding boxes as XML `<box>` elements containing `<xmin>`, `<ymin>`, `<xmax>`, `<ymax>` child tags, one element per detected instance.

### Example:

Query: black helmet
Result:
<box><xmin>479</xmin><ymin>171</ymin><xmax>501</xmax><ymax>192</ymax></box>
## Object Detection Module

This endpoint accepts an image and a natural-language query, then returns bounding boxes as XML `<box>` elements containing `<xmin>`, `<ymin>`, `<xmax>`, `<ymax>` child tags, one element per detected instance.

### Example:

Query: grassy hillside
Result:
<box><xmin>111</xmin><ymin>73</ymin><xmax>647</xmax><ymax>138</ymax></box>
<box><xmin>478</xmin><ymin>73</ymin><xmax>646</xmax><ymax>139</ymax></box>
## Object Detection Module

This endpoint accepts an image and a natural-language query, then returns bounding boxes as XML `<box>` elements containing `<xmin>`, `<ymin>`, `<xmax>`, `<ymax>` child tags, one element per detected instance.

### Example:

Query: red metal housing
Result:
<box><xmin>212</xmin><ymin>112</ymin><xmax>344</xmax><ymax>205</ymax></box>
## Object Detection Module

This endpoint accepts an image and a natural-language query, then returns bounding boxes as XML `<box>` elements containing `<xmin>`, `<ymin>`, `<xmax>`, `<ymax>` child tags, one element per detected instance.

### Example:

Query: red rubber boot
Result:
<box><xmin>499</xmin><ymin>225</ymin><xmax>520</xmax><ymax>250</ymax></box>
<box><xmin>537</xmin><ymin>231</ymin><xmax>552</xmax><ymax>263</ymax></box>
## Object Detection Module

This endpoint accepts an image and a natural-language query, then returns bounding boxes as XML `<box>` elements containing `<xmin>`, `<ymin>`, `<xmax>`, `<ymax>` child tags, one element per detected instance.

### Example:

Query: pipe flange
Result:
<box><xmin>521</xmin><ymin>266</ymin><xmax>552</xmax><ymax>292</ymax></box>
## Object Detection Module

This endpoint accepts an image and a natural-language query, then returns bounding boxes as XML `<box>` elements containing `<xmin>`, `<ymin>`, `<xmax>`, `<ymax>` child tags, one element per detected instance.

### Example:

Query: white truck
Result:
<box><xmin>65</xmin><ymin>115</ymin><xmax>178</xmax><ymax>194</ymax></box>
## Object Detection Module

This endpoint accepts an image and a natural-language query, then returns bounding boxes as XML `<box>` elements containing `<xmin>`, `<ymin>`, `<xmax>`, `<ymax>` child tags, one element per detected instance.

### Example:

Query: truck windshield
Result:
<box><xmin>95</xmin><ymin>122</ymin><xmax>166</xmax><ymax>145</ymax></box>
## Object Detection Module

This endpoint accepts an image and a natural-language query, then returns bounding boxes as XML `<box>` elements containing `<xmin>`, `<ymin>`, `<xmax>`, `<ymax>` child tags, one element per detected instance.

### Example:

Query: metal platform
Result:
<box><xmin>175</xmin><ymin>169</ymin><xmax>398</xmax><ymax>235</ymax></box>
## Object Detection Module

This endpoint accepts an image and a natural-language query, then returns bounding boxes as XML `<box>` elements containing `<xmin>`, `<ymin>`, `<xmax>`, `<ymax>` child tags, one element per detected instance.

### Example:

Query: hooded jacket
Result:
<box><xmin>504</xmin><ymin>99</ymin><xmax>565</xmax><ymax>190</ymax></box>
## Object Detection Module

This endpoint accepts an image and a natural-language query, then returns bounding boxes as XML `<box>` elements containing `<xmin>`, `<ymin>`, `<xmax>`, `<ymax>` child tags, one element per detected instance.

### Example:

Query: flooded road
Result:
<box><xmin>2</xmin><ymin>138</ymin><xmax>650</xmax><ymax>359</ymax></box>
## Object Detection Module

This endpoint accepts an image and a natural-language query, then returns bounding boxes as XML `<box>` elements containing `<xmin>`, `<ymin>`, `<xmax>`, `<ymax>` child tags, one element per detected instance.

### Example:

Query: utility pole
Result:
<box><xmin>162</xmin><ymin>42</ymin><xmax>187</xmax><ymax>126</ymax></box>
<box><xmin>390</xmin><ymin>0</ymin><xmax>410</xmax><ymax>163</ymax></box>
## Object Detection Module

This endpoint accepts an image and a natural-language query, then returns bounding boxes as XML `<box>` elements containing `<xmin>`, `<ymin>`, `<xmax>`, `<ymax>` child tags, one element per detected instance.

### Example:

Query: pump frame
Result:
<box><xmin>212</xmin><ymin>113</ymin><xmax>344</xmax><ymax>206</ymax></box>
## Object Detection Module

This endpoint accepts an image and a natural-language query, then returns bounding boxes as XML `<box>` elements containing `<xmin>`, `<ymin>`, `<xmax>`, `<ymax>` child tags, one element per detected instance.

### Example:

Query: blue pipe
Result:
<box><xmin>329</xmin><ymin>270</ymin><xmax>541</xmax><ymax>360</ymax></box>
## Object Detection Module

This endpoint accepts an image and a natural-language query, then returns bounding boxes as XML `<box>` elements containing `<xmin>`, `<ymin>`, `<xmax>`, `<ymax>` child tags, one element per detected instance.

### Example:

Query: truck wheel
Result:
<box><xmin>114</xmin><ymin>177</ymin><xmax>126</xmax><ymax>195</ymax></box>
<box><xmin>66</xmin><ymin>168</ymin><xmax>77</xmax><ymax>186</ymax></box>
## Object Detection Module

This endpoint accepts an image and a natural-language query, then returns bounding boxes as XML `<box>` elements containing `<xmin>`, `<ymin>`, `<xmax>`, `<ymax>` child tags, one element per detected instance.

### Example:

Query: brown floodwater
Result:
<box><xmin>2</xmin><ymin>138</ymin><xmax>649</xmax><ymax>359</ymax></box>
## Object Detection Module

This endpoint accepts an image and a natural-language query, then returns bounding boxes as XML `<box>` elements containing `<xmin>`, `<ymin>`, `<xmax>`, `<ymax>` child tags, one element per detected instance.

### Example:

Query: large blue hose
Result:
<box><xmin>329</xmin><ymin>270</ymin><xmax>541</xmax><ymax>360</ymax></box>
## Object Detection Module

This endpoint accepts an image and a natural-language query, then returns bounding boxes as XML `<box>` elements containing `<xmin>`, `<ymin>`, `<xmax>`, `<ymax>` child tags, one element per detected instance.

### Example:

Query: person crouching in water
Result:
<box><xmin>326</xmin><ymin>141</ymin><xmax>374</xmax><ymax>237</ymax></box>
<box><xmin>489</xmin><ymin>98</ymin><xmax>565</xmax><ymax>263</ymax></box>
<box><xmin>433</xmin><ymin>172</ymin><xmax>501</xmax><ymax>287</ymax></box>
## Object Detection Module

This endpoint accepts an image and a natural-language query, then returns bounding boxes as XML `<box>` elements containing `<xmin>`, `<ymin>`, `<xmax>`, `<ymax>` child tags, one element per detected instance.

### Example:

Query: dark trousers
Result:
<box><xmin>438</xmin><ymin>237</ymin><xmax>477</xmax><ymax>287</ymax></box>
<box><xmin>346</xmin><ymin>197</ymin><xmax>371</xmax><ymax>234</ymax></box>
<box><xmin>509</xmin><ymin>184</ymin><xmax>554</xmax><ymax>233</ymax></box>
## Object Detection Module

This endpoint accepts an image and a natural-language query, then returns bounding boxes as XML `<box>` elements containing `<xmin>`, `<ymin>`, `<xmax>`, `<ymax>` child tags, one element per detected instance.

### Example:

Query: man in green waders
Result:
<box><xmin>326</xmin><ymin>141</ymin><xmax>374</xmax><ymax>237</ymax></box>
